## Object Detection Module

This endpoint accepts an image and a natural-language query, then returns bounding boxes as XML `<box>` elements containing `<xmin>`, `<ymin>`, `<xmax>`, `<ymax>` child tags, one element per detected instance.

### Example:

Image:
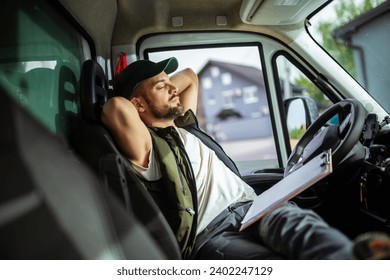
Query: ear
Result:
<box><xmin>130</xmin><ymin>97</ymin><xmax>146</xmax><ymax>113</ymax></box>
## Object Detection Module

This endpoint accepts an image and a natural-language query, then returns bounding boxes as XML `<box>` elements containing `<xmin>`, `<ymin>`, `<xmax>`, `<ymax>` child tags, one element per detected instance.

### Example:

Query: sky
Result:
<box><xmin>148</xmin><ymin>46</ymin><xmax>263</xmax><ymax>74</ymax></box>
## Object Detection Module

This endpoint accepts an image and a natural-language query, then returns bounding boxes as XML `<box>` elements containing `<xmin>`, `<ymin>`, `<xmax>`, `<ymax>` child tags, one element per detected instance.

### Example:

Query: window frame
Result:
<box><xmin>142</xmin><ymin>40</ymin><xmax>285</xmax><ymax>172</ymax></box>
<box><xmin>0</xmin><ymin>0</ymin><xmax>95</xmax><ymax>136</ymax></box>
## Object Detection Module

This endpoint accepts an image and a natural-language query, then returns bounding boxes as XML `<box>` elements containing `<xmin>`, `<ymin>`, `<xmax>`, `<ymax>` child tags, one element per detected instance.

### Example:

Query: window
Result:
<box><xmin>275</xmin><ymin>55</ymin><xmax>333</xmax><ymax>149</ymax></box>
<box><xmin>221</xmin><ymin>73</ymin><xmax>232</xmax><ymax>85</ymax></box>
<box><xmin>207</xmin><ymin>95</ymin><xmax>217</xmax><ymax>106</ymax></box>
<box><xmin>147</xmin><ymin>45</ymin><xmax>278</xmax><ymax>174</ymax></box>
<box><xmin>222</xmin><ymin>90</ymin><xmax>235</xmax><ymax>108</ymax></box>
<box><xmin>308</xmin><ymin>1</ymin><xmax>389</xmax><ymax>112</ymax></box>
<box><xmin>0</xmin><ymin>0</ymin><xmax>91</xmax><ymax>136</ymax></box>
<box><xmin>202</xmin><ymin>77</ymin><xmax>213</xmax><ymax>89</ymax></box>
<box><xmin>210</xmin><ymin>66</ymin><xmax>220</xmax><ymax>77</ymax></box>
<box><xmin>243</xmin><ymin>86</ymin><xmax>259</xmax><ymax>104</ymax></box>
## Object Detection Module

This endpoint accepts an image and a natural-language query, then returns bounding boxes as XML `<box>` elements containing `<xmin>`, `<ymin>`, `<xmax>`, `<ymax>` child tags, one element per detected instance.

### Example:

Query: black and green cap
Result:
<box><xmin>114</xmin><ymin>57</ymin><xmax>178</xmax><ymax>99</ymax></box>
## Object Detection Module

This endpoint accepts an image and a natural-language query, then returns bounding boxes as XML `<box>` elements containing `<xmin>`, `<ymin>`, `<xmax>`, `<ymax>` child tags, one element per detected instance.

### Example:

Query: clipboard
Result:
<box><xmin>239</xmin><ymin>149</ymin><xmax>333</xmax><ymax>231</ymax></box>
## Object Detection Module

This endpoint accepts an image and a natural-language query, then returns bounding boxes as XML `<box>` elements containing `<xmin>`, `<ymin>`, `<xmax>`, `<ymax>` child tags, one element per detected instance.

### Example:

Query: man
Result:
<box><xmin>102</xmin><ymin>57</ymin><xmax>353</xmax><ymax>259</ymax></box>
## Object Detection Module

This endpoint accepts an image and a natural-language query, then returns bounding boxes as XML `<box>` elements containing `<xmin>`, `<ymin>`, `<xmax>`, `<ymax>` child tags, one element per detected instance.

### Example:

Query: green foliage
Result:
<box><xmin>295</xmin><ymin>75</ymin><xmax>324</xmax><ymax>101</ymax></box>
<box><xmin>318</xmin><ymin>0</ymin><xmax>385</xmax><ymax>77</ymax></box>
<box><xmin>289</xmin><ymin>127</ymin><xmax>305</xmax><ymax>139</ymax></box>
<box><xmin>319</xmin><ymin>21</ymin><xmax>356</xmax><ymax>77</ymax></box>
<box><xmin>295</xmin><ymin>0</ymin><xmax>386</xmax><ymax>105</ymax></box>
<box><xmin>335</xmin><ymin>0</ymin><xmax>385</xmax><ymax>24</ymax></box>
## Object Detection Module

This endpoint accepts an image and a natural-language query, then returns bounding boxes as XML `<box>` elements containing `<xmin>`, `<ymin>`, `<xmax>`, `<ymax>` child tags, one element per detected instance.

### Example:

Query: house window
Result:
<box><xmin>202</xmin><ymin>77</ymin><xmax>213</xmax><ymax>89</ymax></box>
<box><xmin>208</xmin><ymin>94</ymin><xmax>216</xmax><ymax>106</ymax></box>
<box><xmin>222</xmin><ymin>90</ymin><xmax>234</xmax><ymax>108</ymax></box>
<box><xmin>210</xmin><ymin>66</ymin><xmax>220</xmax><ymax>77</ymax></box>
<box><xmin>243</xmin><ymin>86</ymin><xmax>259</xmax><ymax>103</ymax></box>
<box><xmin>221</xmin><ymin>72</ymin><xmax>232</xmax><ymax>85</ymax></box>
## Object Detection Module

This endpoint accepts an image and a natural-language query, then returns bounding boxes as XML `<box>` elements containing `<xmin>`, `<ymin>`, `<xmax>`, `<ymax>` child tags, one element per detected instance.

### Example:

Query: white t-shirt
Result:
<box><xmin>132</xmin><ymin>127</ymin><xmax>256</xmax><ymax>234</ymax></box>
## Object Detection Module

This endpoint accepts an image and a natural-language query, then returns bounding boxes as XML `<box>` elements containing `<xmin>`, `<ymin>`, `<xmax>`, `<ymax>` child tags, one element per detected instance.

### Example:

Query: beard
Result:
<box><xmin>151</xmin><ymin>104</ymin><xmax>184</xmax><ymax>120</ymax></box>
<box><xmin>144</xmin><ymin>94</ymin><xmax>184</xmax><ymax>120</ymax></box>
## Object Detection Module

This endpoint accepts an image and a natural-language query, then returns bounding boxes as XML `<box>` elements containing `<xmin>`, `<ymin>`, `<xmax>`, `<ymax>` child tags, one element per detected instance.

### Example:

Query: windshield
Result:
<box><xmin>308</xmin><ymin>0</ymin><xmax>390</xmax><ymax>113</ymax></box>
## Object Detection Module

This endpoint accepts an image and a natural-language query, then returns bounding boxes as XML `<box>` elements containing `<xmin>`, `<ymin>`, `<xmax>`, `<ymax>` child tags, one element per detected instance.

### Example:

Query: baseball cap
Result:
<box><xmin>114</xmin><ymin>57</ymin><xmax>178</xmax><ymax>98</ymax></box>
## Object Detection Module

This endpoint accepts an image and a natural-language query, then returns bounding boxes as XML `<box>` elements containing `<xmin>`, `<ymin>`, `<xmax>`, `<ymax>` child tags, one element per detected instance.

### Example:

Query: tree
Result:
<box><xmin>295</xmin><ymin>0</ymin><xmax>385</xmax><ymax>102</ymax></box>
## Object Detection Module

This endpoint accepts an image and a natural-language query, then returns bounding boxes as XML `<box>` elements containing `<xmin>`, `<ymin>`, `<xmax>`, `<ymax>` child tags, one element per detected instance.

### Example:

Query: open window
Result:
<box><xmin>146</xmin><ymin>45</ymin><xmax>278</xmax><ymax>175</ymax></box>
<box><xmin>274</xmin><ymin>54</ymin><xmax>334</xmax><ymax>151</ymax></box>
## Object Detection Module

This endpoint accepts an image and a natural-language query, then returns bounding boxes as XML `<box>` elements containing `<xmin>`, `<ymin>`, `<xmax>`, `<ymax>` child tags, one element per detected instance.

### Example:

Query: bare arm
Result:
<box><xmin>101</xmin><ymin>96</ymin><xmax>152</xmax><ymax>168</ymax></box>
<box><xmin>170</xmin><ymin>68</ymin><xmax>199</xmax><ymax>113</ymax></box>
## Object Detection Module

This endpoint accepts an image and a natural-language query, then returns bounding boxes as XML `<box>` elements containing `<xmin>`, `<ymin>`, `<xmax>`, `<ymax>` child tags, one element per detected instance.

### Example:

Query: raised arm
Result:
<box><xmin>170</xmin><ymin>68</ymin><xmax>199</xmax><ymax>113</ymax></box>
<box><xmin>101</xmin><ymin>96</ymin><xmax>152</xmax><ymax>168</ymax></box>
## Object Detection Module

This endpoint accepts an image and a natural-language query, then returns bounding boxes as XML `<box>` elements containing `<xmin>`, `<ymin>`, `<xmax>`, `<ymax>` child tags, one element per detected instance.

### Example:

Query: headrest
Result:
<box><xmin>80</xmin><ymin>60</ymin><xmax>109</xmax><ymax>123</ymax></box>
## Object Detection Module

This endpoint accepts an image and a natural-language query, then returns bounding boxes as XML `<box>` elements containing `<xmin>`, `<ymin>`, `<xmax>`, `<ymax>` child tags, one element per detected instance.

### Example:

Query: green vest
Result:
<box><xmin>141</xmin><ymin>112</ymin><xmax>198</xmax><ymax>259</ymax></box>
<box><xmin>139</xmin><ymin>110</ymin><xmax>240</xmax><ymax>258</ymax></box>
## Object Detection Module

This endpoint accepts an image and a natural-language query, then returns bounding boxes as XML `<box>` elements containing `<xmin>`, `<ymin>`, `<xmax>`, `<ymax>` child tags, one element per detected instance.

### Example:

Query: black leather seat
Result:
<box><xmin>71</xmin><ymin>59</ymin><xmax>182</xmax><ymax>259</ymax></box>
<box><xmin>0</xmin><ymin>85</ymin><xmax>165</xmax><ymax>259</ymax></box>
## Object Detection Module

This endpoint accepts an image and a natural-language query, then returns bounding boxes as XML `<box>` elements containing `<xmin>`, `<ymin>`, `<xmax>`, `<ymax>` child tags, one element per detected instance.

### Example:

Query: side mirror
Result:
<box><xmin>284</xmin><ymin>96</ymin><xmax>319</xmax><ymax>140</ymax></box>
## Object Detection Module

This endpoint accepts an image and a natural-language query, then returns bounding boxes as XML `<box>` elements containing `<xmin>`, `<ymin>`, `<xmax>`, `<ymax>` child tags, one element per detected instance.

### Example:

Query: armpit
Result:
<box><xmin>130</xmin><ymin>144</ymin><xmax>162</xmax><ymax>181</ymax></box>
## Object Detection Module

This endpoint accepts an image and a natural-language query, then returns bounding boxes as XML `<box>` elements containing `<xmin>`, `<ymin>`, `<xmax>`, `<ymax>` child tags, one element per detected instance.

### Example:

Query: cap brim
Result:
<box><xmin>156</xmin><ymin>57</ymin><xmax>178</xmax><ymax>75</ymax></box>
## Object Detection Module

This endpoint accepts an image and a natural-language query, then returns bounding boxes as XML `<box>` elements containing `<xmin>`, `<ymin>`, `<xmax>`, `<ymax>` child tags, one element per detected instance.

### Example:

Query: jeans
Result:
<box><xmin>193</xmin><ymin>201</ymin><xmax>353</xmax><ymax>259</ymax></box>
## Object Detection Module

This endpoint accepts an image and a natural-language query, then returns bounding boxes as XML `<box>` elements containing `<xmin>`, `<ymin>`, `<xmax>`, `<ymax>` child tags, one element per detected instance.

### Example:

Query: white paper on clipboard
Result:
<box><xmin>239</xmin><ymin>149</ymin><xmax>333</xmax><ymax>231</ymax></box>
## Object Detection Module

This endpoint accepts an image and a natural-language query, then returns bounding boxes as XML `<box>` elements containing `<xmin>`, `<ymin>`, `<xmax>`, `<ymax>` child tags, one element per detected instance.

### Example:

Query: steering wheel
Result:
<box><xmin>284</xmin><ymin>99</ymin><xmax>366</xmax><ymax>177</ymax></box>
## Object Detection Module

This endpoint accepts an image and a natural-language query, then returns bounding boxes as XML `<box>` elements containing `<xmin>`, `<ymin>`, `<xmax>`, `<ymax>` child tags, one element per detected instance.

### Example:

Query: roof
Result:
<box><xmin>198</xmin><ymin>60</ymin><xmax>265</xmax><ymax>86</ymax></box>
<box><xmin>333</xmin><ymin>0</ymin><xmax>390</xmax><ymax>41</ymax></box>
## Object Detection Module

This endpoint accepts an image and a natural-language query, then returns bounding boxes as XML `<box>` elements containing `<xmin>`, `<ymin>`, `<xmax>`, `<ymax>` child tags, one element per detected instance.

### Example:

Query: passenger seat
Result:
<box><xmin>71</xmin><ymin>59</ymin><xmax>182</xmax><ymax>259</ymax></box>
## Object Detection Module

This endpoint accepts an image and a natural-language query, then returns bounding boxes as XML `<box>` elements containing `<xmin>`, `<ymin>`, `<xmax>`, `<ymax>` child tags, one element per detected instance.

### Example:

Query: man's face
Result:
<box><xmin>136</xmin><ymin>71</ymin><xmax>184</xmax><ymax>120</ymax></box>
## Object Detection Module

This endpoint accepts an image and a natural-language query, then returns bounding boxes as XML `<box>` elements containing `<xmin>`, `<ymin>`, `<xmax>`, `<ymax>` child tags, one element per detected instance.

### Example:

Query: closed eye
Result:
<box><xmin>155</xmin><ymin>79</ymin><xmax>166</xmax><ymax>90</ymax></box>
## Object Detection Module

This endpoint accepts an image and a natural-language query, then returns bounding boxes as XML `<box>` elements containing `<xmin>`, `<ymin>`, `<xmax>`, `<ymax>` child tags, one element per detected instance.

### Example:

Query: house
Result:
<box><xmin>333</xmin><ymin>1</ymin><xmax>390</xmax><ymax>111</ymax></box>
<box><xmin>197</xmin><ymin>60</ymin><xmax>272</xmax><ymax>142</ymax></box>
